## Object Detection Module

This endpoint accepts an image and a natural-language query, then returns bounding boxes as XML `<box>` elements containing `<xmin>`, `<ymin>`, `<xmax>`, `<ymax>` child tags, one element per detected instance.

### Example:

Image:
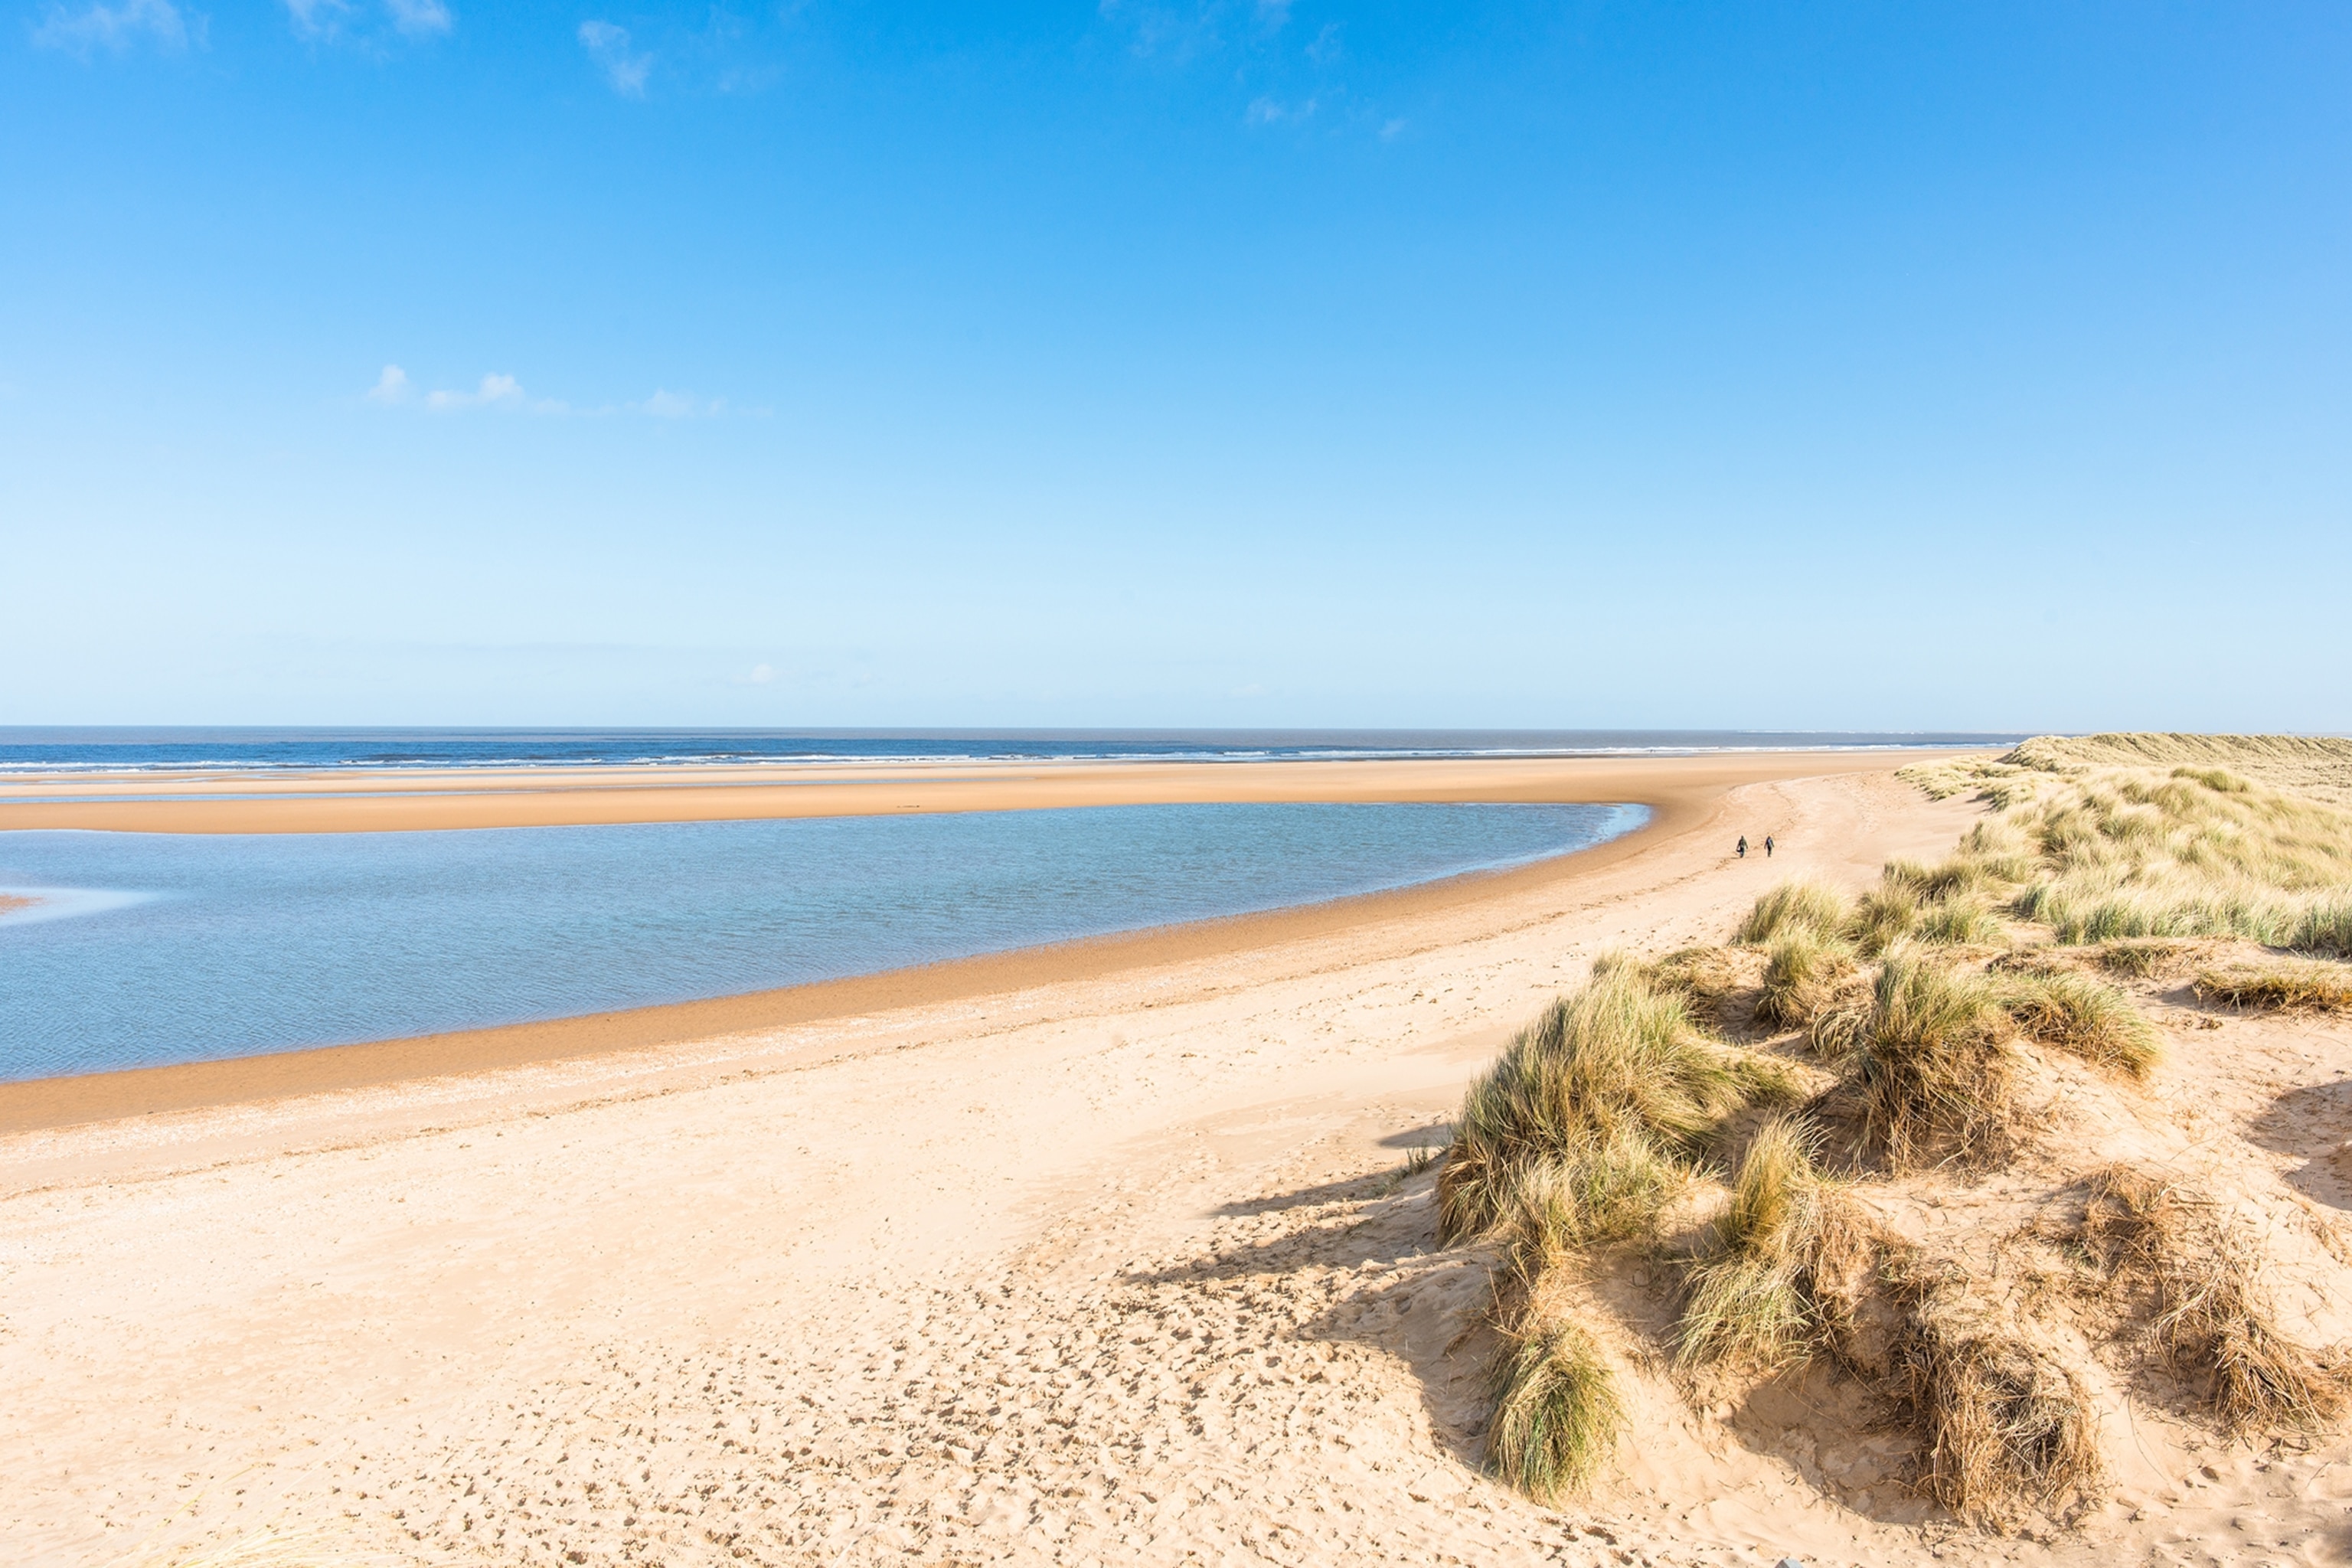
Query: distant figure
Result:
<box><xmin>1765</xmin><ymin>835</ymin><xmax>1775</xmax><ymax>858</ymax></box>
<box><xmin>1736</xmin><ymin>835</ymin><xmax>1747</xmax><ymax>859</ymax></box>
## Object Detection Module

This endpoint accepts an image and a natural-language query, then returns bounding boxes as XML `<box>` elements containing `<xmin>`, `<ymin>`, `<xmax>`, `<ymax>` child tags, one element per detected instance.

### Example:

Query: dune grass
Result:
<box><xmin>1677</xmin><ymin>1117</ymin><xmax>1826</xmax><ymax>1370</ymax></box>
<box><xmin>1996</xmin><ymin>969</ymin><xmax>2163</xmax><ymax>1078</ymax></box>
<box><xmin>1853</xmin><ymin>950</ymin><xmax>2017</xmax><ymax>1169</ymax></box>
<box><xmin>2079</xmin><ymin>1167</ymin><xmax>2349</xmax><ymax>1433</ymax></box>
<box><xmin>1735</xmin><ymin>880</ymin><xmax>1852</xmax><ymax>946</ymax></box>
<box><xmin>1907</xmin><ymin>742</ymin><xmax>2352</xmax><ymax>950</ymax></box>
<box><xmin>1754</xmin><ymin>927</ymin><xmax>1857</xmax><ymax>1032</ymax></box>
<box><xmin>2194</xmin><ymin>961</ymin><xmax>2352</xmax><ymax>1015</ymax></box>
<box><xmin>1454</xmin><ymin>737</ymin><xmax>2351</xmax><ymax>1517</ymax></box>
<box><xmin>1486</xmin><ymin>1311</ymin><xmax>1624</xmax><ymax>1502</ymax></box>
<box><xmin>1894</xmin><ymin>1266</ymin><xmax>2106</xmax><ymax>1530</ymax></box>
<box><xmin>1438</xmin><ymin>962</ymin><xmax>1793</xmax><ymax>1246</ymax></box>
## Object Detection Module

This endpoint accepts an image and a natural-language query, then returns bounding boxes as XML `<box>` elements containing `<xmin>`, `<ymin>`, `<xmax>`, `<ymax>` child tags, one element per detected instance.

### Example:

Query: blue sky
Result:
<box><xmin>2</xmin><ymin>2</ymin><xmax>2347</xmax><ymax>730</ymax></box>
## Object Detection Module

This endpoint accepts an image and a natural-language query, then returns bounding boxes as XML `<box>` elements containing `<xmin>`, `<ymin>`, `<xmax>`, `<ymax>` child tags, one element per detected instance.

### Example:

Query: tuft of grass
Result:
<box><xmin>1439</xmin><ymin>965</ymin><xmax>1793</xmax><ymax>1245</ymax></box>
<box><xmin>1754</xmin><ymin>928</ymin><xmax>1857</xmax><ymax>1032</ymax></box>
<box><xmin>2193</xmin><ymin>962</ymin><xmax>2352</xmax><ymax>1015</ymax></box>
<box><xmin>1486</xmin><ymin>1311</ymin><xmax>1625</xmax><ymax>1502</ymax></box>
<box><xmin>1853</xmin><ymin>949</ymin><xmax>2016</xmax><ymax>1170</ymax></box>
<box><xmin>1998</xmin><ymin>969</ymin><xmax>2163</xmax><ymax>1079</ymax></box>
<box><xmin>2077</xmin><ymin>1167</ymin><xmax>2350</xmax><ymax>1434</ymax></box>
<box><xmin>2083</xmin><ymin>938</ymin><xmax>2194</xmax><ymax>978</ymax></box>
<box><xmin>2295</xmin><ymin>898</ymin><xmax>2352</xmax><ymax>959</ymax></box>
<box><xmin>1851</xmin><ymin>884</ymin><xmax>1922</xmax><ymax>956</ymax></box>
<box><xmin>1507</xmin><ymin>1131</ymin><xmax>1690</xmax><ymax>1253</ymax></box>
<box><xmin>1677</xmin><ymin>1117</ymin><xmax>1825</xmax><ymax>1370</ymax></box>
<box><xmin>1916</xmin><ymin>897</ymin><xmax>2008</xmax><ymax>947</ymax></box>
<box><xmin>1895</xmin><ymin>1268</ymin><xmax>2106</xmax><ymax>1530</ymax></box>
<box><xmin>1736</xmin><ymin>880</ymin><xmax>1853</xmax><ymax>946</ymax></box>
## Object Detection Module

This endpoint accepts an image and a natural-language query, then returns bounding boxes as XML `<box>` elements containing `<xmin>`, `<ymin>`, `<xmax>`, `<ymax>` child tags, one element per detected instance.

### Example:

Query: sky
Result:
<box><xmin>2</xmin><ymin>2</ymin><xmax>2347</xmax><ymax>732</ymax></box>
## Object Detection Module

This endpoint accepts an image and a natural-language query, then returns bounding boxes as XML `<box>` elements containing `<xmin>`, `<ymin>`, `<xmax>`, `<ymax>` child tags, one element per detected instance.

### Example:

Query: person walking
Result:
<box><xmin>1765</xmin><ymin>835</ymin><xmax>1775</xmax><ymax>858</ymax></box>
<box><xmin>1736</xmin><ymin>835</ymin><xmax>1747</xmax><ymax>859</ymax></box>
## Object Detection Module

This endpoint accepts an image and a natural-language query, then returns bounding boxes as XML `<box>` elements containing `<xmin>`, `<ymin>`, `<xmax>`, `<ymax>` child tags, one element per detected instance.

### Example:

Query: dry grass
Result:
<box><xmin>1892</xmin><ymin>1261</ymin><xmax>2106</xmax><ymax>1530</ymax></box>
<box><xmin>1997</xmin><ymin>969</ymin><xmax>2162</xmax><ymax>1078</ymax></box>
<box><xmin>1635</xmin><ymin>944</ymin><xmax>1765</xmax><ymax>1004</ymax></box>
<box><xmin>2083</xmin><ymin>938</ymin><xmax>2200</xmax><ymax>978</ymax></box>
<box><xmin>1438</xmin><ymin>964</ymin><xmax>1792</xmax><ymax>1246</ymax></box>
<box><xmin>1853</xmin><ymin>950</ymin><xmax>2017</xmax><ymax>1170</ymax></box>
<box><xmin>1735</xmin><ymin>880</ymin><xmax>1852</xmax><ymax>946</ymax></box>
<box><xmin>1754</xmin><ymin>928</ymin><xmax>1857</xmax><ymax>1032</ymax></box>
<box><xmin>2194</xmin><ymin>962</ymin><xmax>2352</xmax><ymax>1015</ymax></box>
<box><xmin>1677</xmin><ymin>1117</ymin><xmax>1826</xmax><ymax>1370</ymax></box>
<box><xmin>2078</xmin><ymin>1168</ymin><xmax>2349</xmax><ymax>1434</ymax></box>
<box><xmin>1486</xmin><ymin>1303</ymin><xmax>1625</xmax><ymax>1502</ymax></box>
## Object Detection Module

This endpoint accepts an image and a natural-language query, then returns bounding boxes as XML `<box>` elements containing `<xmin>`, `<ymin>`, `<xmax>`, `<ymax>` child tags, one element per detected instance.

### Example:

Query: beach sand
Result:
<box><xmin>7</xmin><ymin>753</ymin><xmax>2344</xmax><ymax>1565</ymax></box>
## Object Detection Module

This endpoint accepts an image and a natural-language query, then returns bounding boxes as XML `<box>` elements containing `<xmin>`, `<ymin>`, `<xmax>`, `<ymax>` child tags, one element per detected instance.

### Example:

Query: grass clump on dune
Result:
<box><xmin>1486</xmin><ymin>1307</ymin><xmax>1625</xmax><ymax>1502</ymax></box>
<box><xmin>1996</xmin><ymin>969</ymin><xmax>2163</xmax><ymax>1079</ymax></box>
<box><xmin>2193</xmin><ymin>962</ymin><xmax>2352</xmax><ymax>1015</ymax></box>
<box><xmin>1854</xmin><ymin>949</ymin><xmax>2017</xmax><ymax>1170</ymax></box>
<box><xmin>1893</xmin><ymin>1262</ymin><xmax>2106</xmax><ymax>1530</ymax></box>
<box><xmin>1677</xmin><ymin>1117</ymin><xmax>1829</xmax><ymax>1370</ymax></box>
<box><xmin>2079</xmin><ymin>1167</ymin><xmax>2349</xmax><ymax>1433</ymax></box>
<box><xmin>1438</xmin><ymin>962</ymin><xmax>1792</xmax><ymax>1246</ymax></box>
<box><xmin>1754</xmin><ymin>927</ymin><xmax>1857</xmax><ymax>1031</ymax></box>
<box><xmin>1735</xmin><ymin>880</ymin><xmax>1851</xmax><ymax>946</ymax></box>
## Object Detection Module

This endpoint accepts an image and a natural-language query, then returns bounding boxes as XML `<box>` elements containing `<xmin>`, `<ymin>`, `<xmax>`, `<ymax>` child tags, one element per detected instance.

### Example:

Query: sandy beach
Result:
<box><xmin>8</xmin><ymin>750</ymin><xmax>2347</xmax><ymax>1566</ymax></box>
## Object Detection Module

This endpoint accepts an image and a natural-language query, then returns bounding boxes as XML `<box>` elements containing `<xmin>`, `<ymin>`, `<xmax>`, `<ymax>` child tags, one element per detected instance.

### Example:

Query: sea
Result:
<box><xmin>0</xmin><ymin>730</ymin><xmax>2018</xmax><ymax>1083</ymax></box>
<box><xmin>0</xmin><ymin>727</ymin><xmax>2020</xmax><ymax>773</ymax></box>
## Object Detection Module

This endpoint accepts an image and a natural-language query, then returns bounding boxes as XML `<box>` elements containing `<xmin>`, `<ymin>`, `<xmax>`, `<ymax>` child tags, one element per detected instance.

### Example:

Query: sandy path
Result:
<box><xmin>4</xmin><ymin>765</ymin><xmax>1998</xmax><ymax>1563</ymax></box>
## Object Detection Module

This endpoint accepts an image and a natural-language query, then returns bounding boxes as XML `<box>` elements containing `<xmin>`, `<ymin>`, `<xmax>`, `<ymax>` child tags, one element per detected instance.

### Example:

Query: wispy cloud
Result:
<box><xmin>283</xmin><ymin>0</ymin><xmax>446</xmax><ymax>42</ymax></box>
<box><xmin>1246</xmin><ymin>94</ymin><xmax>1314</xmax><ymax>127</ymax></box>
<box><xmin>423</xmin><ymin>372</ymin><xmax>570</xmax><ymax>413</ymax></box>
<box><xmin>579</xmin><ymin>19</ymin><xmax>650</xmax><ymax>96</ymax></box>
<box><xmin>32</xmin><ymin>0</ymin><xmax>196</xmax><ymax>54</ymax></box>
<box><xmin>365</xmin><ymin>364</ymin><xmax>412</xmax><ymax>404</ymax></box>
<box><xmin>365</xmin><ymin>368</ymin><xmax>739</xmax><ymax>419</ymax></box>
<box><xmin>382</xmin><ymin>0</ymin><xmax>448</xmax><ymax>34</ymax></box>
<box><xmin>633</xmin><ymin>389</ymin><xmax>724</xmax><ymax>419</ymax></box>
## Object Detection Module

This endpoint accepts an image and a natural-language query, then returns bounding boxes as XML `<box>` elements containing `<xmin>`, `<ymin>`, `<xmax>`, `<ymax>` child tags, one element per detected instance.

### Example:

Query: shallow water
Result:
<box><xmin>0</xmin><ymin>802</ymin><xmax>1641</xmax><ymax>1081</ymax></box>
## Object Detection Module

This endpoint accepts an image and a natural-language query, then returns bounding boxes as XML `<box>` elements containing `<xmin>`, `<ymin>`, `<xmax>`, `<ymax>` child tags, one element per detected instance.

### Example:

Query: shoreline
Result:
<box><xmin>0</xmin><ymin>751</ymin><xmax>1968</xmax><ymax>1135</ymax></box>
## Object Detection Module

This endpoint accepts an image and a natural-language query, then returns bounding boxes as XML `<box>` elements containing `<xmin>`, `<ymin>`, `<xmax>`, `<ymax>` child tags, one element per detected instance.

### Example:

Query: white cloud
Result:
<box><xmin>1305</xmin><ymin>21</ymin><xmax>1341</xmax><ymax>64</ymax></box>
<box><xmin>281</xmin><ymin>0</ymin><xmax>345</xmax><ymax>36</ymax></box>
<box><xmin>425</xmin><ymin>372</ymin><xmax>545</xmax><ymax>411</ymax></box>
<box><xmin>1380</xmin><ymin>116</ymin><xmax>1407</xmax><ymax>141</ymax></box>
<box><xmin>747</xmin><ymin>663</ymin><xmax>775</xmax><ymax>684</ymax></box>
<box><xmin>33</xmin><ymin>0</ymin><xmax>194</xmax><ymax>53</ymax></box>
<box><xmin>365</xmin><ymin>364</ymin><xmax>412</xmax><ymax>404</ymax></box>
<box><xmin>578</xmin><ymin>20</ymin><xmax>650</xmax><ymax>96</ymax></box>
<box><xmin>365</xmin><ymin>369</ymin><xmax>733</xmax><ymax>417</ymax></box>
<box><xmin>383</xmin><ymin>0</ymin><xmax>449</xmax><ymax>34</ymax></box>
<box><xmin>1246</xmin><ymin>94</ymin><xmax>1314</xmax><ymax>127</ymax></box>
<box><xmin>634</xmin><ymin>389</ymin><xmax>724</xmax><ymax>419</ymax></box>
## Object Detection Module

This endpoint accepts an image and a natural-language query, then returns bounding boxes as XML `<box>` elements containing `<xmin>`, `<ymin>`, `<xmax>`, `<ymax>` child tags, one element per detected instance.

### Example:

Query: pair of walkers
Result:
<box><xmin>1735</xmin><ymin>835</ymin><xmax>1775</xmax><ymax>860</ymax></box>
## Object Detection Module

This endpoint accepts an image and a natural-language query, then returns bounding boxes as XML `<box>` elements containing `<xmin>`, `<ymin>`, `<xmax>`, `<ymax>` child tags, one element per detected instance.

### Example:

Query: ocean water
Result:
<box><xmin>0</xmin><ymin>802</ymin><xmax>1643</xmax><ymax>1081</ymax></box>
<box><xmin>0</xmin><ymin>726</ymin><xmax>2023</xmax><ymax>773</ymax></box>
